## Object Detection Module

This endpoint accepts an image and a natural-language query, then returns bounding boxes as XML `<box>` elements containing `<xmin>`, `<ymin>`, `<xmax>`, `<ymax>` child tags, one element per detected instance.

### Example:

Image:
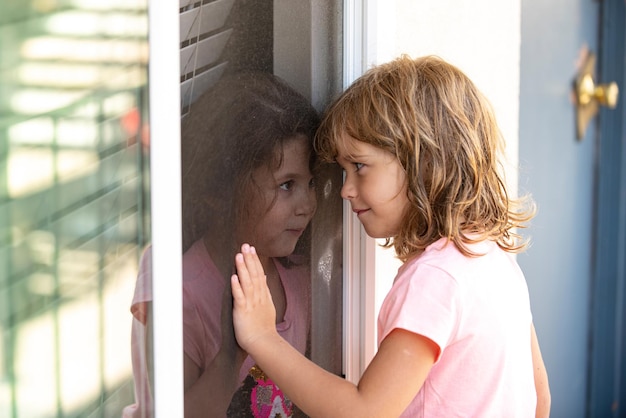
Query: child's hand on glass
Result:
<box><xmin>231</xmin><ymin>244</ymin><xmax>278</xmax><ymax>352</ymax></box>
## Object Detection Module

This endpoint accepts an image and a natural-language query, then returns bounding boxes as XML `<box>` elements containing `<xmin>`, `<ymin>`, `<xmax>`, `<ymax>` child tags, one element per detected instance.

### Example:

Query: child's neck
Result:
<box><xmin>259</xmin><ymin>255</ymin><xmax>280</xmax><ymax>287</ymax></box>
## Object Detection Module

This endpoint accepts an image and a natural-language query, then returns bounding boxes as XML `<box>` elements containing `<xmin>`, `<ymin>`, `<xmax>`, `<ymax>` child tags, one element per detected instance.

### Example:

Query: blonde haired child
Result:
<box><xmin>230</xmin><ymin>56</ymin><xmax>551</xmax><ymax>417</ymax></box>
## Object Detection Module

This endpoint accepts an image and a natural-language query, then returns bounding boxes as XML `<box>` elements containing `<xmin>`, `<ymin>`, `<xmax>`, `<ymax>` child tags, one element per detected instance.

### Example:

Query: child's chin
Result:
<box><xmin>273</xmin><ymin>242</ymin><xmax>299</xmax><ymax>258</ymax></box>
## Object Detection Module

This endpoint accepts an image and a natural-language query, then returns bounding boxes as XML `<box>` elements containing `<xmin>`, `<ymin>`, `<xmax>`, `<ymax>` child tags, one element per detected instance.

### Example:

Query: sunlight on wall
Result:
<box><xmin>377</xmin><ymin>0</ymin><xmax>522</xmax><ymax>197</ymax></box>
<box><xmin>9</xmin><ymin>250</ymin><xmax>136</xmax><ymax>416</ymax></box>
<box><xmin>0</xmin><ymin>0</ymin><xmax>150</xmax><ymax>415</ymax></box>
<box><xmin>6</xmin><ymin>90</ymin><xmax>142</xmax><ymax>199</ymax></box>
<box><xmin>7</xmin><ymin>149</ymin><xmax>98</xmax><ymax>198</ymax></box>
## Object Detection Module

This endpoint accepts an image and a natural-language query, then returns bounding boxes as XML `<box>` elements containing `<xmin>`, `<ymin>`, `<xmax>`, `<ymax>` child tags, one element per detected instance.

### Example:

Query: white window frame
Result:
<box><xmin>342</xmin><ymin>0</ymin><xmax>379</xmax><ymax>384</ymax></box>
<box><xmin>343</xmin><ymin>0</ymin><xmax>403</xmax><ymax>384</ymax></box>
<box><xmin>148</xmin><ymin>1</ymin><xmax>185</xmax><ymax>416</ymax></box>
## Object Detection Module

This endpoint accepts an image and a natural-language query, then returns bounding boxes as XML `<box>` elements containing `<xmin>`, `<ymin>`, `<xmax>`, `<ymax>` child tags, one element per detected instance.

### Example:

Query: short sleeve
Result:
<box><xmin>130</xmin><ymin>246</ymin><xmax>153</xmax><ymax>323</ymax></box>
<box><xmin>378</xmin><ymin>263</ymin><xmax>461</xmax><ymax>362</ymax></box>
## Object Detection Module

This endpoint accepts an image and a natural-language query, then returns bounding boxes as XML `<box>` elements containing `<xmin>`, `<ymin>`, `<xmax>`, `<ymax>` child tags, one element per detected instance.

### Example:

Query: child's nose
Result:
<box><xmin>340</xmin><ymin>179</ymin><xmax>355</xmax><ymax>200</ymax></box>
<box><xmin>296</xmin><ymin>188</ymin><xmax>317</xmax><ymax>216</ymax></box>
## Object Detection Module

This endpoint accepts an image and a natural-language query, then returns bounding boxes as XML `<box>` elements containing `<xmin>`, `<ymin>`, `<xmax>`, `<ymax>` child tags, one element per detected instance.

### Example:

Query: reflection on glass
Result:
<box><xmin>182</xmin><ymin>73</ymin><xmax>319</xmax><ymax>416</ymax></box>
<box><xmin>0</xmin><ymin>1</ymin><xmax>149</xmax><ymax>417</ymax></box>
<box><xmin>125</xmin><ymin>0</ymin><xmax>343</xmax><ymax>415</ymax></box>
<box><xmin>128</xmin><ymin>73</ymin><xmax>319</xmax><ymax>417</ymax></box>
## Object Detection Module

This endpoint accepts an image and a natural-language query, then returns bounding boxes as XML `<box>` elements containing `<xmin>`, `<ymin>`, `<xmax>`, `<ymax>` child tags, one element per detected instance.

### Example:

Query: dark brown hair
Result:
<box><xmin>181</xmin><ymin>72</ymin><xmax>319</xmax><ymax>252</ymax></box>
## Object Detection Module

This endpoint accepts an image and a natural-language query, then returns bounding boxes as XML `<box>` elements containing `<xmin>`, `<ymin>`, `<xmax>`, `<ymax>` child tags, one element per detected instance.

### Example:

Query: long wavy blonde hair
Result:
<box><xmin>316</xmin><ymin>55</ymin><xmax>535</xmax><ymax>261</ymax></box>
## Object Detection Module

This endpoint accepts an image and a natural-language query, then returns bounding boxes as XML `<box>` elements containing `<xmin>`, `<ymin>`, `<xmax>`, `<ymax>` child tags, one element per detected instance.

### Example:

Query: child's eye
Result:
<box><xmin>308</xmin><ymin>178</ymin><xmax>316</xmax><ymax>189</ymax></box>
<box><xmin>279</xmin><ymin>180</ymin><xmax>294</xmax><ymax>191</ymax></box>
<box><xmin>354</xmin><ymin>162</ymin><xmax>364</xmax><ymax>172</ymax></box>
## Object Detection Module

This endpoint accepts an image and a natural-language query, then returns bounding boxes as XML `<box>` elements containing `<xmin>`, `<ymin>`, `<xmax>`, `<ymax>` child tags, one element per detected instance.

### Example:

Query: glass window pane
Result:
<box><xmin>127</xmin><ymin>1</ymin><xmax>343</xmax><ymax>417</ymax></box>
<box><xmin>0</xmin><ymin>1</ymin><xmax>150</xmax><ymax>416</ymax></box>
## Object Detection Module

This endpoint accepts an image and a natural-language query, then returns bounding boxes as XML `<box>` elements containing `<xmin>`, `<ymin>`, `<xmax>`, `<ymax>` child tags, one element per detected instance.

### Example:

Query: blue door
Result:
<box><xmin>519</xmin><ymin>0</ymin><xmax>625</xmax><ymax>416</ymax></box>
<box><xmin>587</xmin><ymin>0</ymin><xmax>626</xmax><ymax>415</ymax></box>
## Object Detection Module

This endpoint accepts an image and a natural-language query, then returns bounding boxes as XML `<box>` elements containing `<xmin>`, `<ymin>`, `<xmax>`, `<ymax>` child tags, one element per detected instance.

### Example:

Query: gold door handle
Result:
<box><xmin>577</xmin><ymin>73</ymin><xmax>618</xmax><ymax>107</ymax></box>
<box><xmin>574</xmin><ymin>52</ymin><xmax>619</xmax><ymax>140</ymax></box>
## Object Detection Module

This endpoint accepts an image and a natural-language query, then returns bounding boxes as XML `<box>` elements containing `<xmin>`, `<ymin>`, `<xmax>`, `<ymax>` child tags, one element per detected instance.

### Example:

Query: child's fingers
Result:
<box><xmin>234</xmin><ymin>252</ymin><xmax>253</xmax><ymax>296</ymax></box>
<box><xmin>245</xmin><ymin>246</ymin><xmax>270</xmax><ymax>303</ymax></box>
<box><xmin>233</xmin><ymin>244</ymin><xmax>266</xmax><ymax>298</ymax></box>
<box><xmin>231</xmin><ymin>274</ymin><xmax>244</xmax><ymax>304</ymax></box>
<box><xmin>230</xmin><ymin>274</ymin><xmax>246</xmax><ymax>302</ymax></box>
<box><xmin>241</xmin><ymin>244</ymin><xmax>263</xmax><ymax>279</ymax></box>
<box><xmin>231</xmin><ymin>244</ymin><xmax>277</xmax><ymax>351</ymax></box>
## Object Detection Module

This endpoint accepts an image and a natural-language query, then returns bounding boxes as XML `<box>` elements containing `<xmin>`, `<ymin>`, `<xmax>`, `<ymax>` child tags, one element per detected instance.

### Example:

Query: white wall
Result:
<box><xmin>355</xmin><ymin>0</ymin><xmax>522</xmax><ymax>371</ymax></box>
<box><xmin>369</xmin><ymin>0</ymin><xmax>521</xmax><ymax>196</ymax></box>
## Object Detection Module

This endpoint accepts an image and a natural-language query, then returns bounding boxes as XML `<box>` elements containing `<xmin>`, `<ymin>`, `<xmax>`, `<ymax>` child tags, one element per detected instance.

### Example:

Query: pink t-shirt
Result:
<box><xmin>123</xmin><ymin>240</ymin><xmax>311</xmax><ymax>417</ymax></box>
<box><xmin>122</xmin><ymin>246</ymin><xmax>154</xmax><ymax>418</ymax></box>
<box><xmin>181</xmin><ymin>239</ymin><xmax>311</xmax><ymax>383</ymax></box>
<box><xmin>378</xmin><ymin>238</ymin><xmax>536</xmax><ymax>417</ymax></box>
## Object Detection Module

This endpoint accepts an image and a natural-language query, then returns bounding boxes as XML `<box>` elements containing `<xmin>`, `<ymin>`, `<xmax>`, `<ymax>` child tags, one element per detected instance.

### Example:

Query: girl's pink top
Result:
<box><xmin>378</xmin><ymin>238</ymin><xmax>536</xmax><ymax>417</ymax></box>
<box><xmin>123</xmin><ymin>240</ymin><xmax>310</xmax><ymax>417</ymax></box>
